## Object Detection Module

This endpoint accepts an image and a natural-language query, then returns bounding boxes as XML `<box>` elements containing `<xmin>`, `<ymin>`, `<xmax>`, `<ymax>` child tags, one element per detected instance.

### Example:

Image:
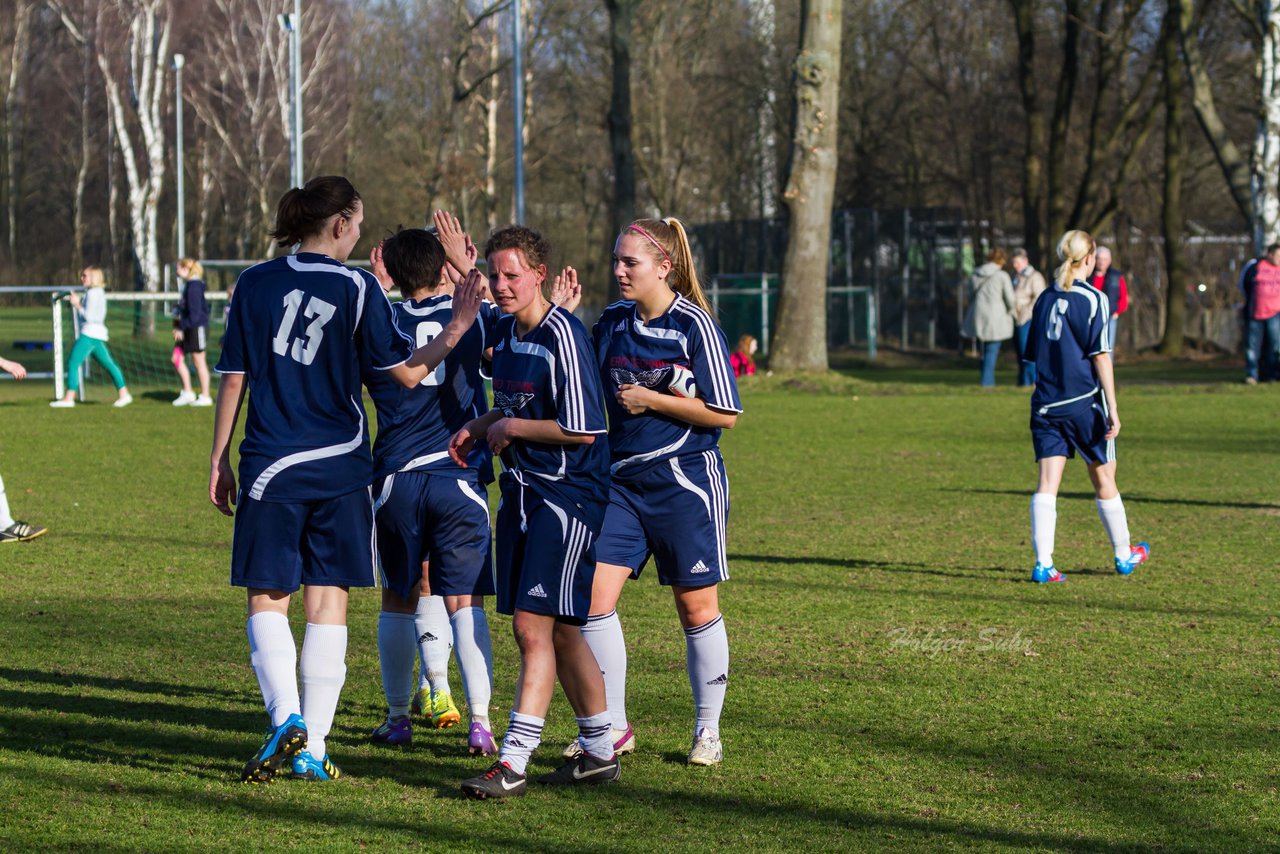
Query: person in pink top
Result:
<box><xmin>730</xmin><ymin>334</ymin><xmax>757</xmax><ymax>378</ymax></box>
<box><xmin>1242</xmin><ymin>243</ymin><xmax>1280</xmax><ymax>384</ymax></box>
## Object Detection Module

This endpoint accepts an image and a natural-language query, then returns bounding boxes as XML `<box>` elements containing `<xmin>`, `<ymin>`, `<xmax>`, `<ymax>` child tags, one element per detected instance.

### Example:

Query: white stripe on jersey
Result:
<box><xmin>631</xmin><ymin>317</ymin><xmax>689</xmax><ymax>356</ymax></box>
<box><xmin>399</xmin><ymin>298</ymin><xmax>452</xmax><ymax>316</ymax></box>
<box><xmin>398</xmin><ymin>450</ymin><xmax>452</xmax><ymax>472</ymax></box>
<box><xmin>1071</xmin><ymin>280</ymin><xmax>1112</xmax><ymax>354</ymax></box>
<box><xmin>670</xmin><ymin>297</ymin><xmax>740</xmax><ymax>412</ymax></box>
<box><xmin>610</xmin><ymin>428</ymin><xmax>691</xmax><ymax>475</ymax></box>
<box><xmin>510</xmin><ymin>334</ymin><xmax>556</xmax><ymax>404</ymax></box>
<box><xmin>285</xmin><ymin>254</ymin><xmax>368</xmax><ymax>334</ymax></box>
<box><xmin>248</xmin><ymin>394</ymin><xmax>366</xmax><ymax>500</ymax></box>
<box><xmin>546</xmin><ymin>308</ymin><xmax>597</xmax><ymax>434</ymax></box>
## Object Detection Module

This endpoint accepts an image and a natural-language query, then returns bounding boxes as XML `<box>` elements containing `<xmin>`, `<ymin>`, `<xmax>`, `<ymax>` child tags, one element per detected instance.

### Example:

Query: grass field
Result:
<box><xmin>0</xmin><ymin>353</ymin><xmax>1277</xmax><ymax>852</ymax></box>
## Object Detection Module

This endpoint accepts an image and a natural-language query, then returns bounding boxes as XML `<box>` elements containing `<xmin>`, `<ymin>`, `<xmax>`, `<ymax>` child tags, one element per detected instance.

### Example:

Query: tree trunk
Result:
<box><xmin>1010</xmin><ymin>0</ymin><xmax>1045</xmax><ymax>269</ymax></box>
<box><xmin>4</xmin><ymin>2</ymin><xmax>32</xmax><ymax>257</ymax></box>
<box><xmin>1253</xmin><ymin>4</ymin><xmax>1280</xmax><ymax>251</ymax></box>
<box><xmin>605</xmin><ymin>0</ymin><xmax>637</xmax><ymax>301</ymax></box>
<box><xmin>1159</xmin><ymin>2</ymin><xmax>1188</xmax><ymax>356</ymax></box>
<box><xmin>772</xmin><ymin>0</ymin><xmax>842</xmax><ymax>372</ymax></box>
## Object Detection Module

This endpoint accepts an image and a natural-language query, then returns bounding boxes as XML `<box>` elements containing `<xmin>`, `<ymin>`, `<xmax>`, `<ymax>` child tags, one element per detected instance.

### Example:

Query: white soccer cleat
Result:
<box><xmin>687</xmin><ymin>728</ymin><xmax>722</xmax><ymax>766</ymax></box>
<box><xmin>192</xmin><ymin>394</ymin><xmax>213</xmax><ymax>407</ymax></box>
<box><xmin>173</xmin><ymin>390</ymin><xmax>196</xmax><ymax>406</ymax></box>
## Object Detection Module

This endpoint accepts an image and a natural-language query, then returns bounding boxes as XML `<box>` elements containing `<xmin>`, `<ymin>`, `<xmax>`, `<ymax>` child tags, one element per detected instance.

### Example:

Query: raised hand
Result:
<box><xmin>433</xmin><ymin>210</ymin><xmax>475</xmax><ymax>276</ymax></box>
<box><xmin>450</xmin><ymin>267</ymin><xmax>485</xmax><ymax>330</ymax></box>
<box><xmin>370</xmin><ymin>241</ymin><xmax>394</xmax><ymax>293</ymax></box>
<box><xmin>550</xmin><ymin>266</ymin><xmax>582</xmax><ymax>313</ymax></box>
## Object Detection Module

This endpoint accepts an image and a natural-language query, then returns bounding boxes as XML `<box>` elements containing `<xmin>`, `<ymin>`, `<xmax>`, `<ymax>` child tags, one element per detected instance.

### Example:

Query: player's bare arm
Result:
<box><xmin>1091</xmin><ymin>351</ymin><xmax>1121</xmax><ymax>439</ymax></box>
<box><xmin>615</xmin><ymin>384</ymin><xmax>737</xmax><ymax>428</ymax></box>
<box><xmin>389</xmin><ymin>269</ymin><xmax>485</xmax><ymax>388</ymax></box>
<box><xmin>448</xmin><ymin>407</ymin><xmax>506</xmax><ymax>467</ymax></box>
<box><xmin>209</xmin><ymin>373</ymin><xmax>247</xmax><ymax>516</ymax></box>
<box><xmin>485</xmin><ymin>417</ymin><xmax>596</xmax><ymax>456</ymax></box>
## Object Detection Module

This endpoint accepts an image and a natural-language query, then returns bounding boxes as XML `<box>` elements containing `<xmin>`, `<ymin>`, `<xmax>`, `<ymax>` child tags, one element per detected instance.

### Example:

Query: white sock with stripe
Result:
<box><xmin>415</xmin><ymin>595</ymin><xmax>453</xmax><ymax>696</ymax></box>
<box><xmin>0</xmin><ymin>473</ymin><xmax>14</xmax><ymax>528</ymax></box>
<box><xmin>377</xmin><ymin>612</ymin><xmax>416</xmax><ymax>718</ymax></box>
<box><xmin>500</xmin><ymin>711</ymin><xmax>544</xmax><ymax>775</ymax></box>
<box><xmin>1096</xmin><ymin>495</ymin><xmax>1131</xmax><ymax>560</ymax></box>
<box><xmin>581</xmin><ymin>610</ymin><xmax>629</xmax><ymax>731</ymax></box>
<box><xmin>246</xmin><ymin>612</ymin><xmax>300</xmax><ymax>727</ymax></box>
<box><xmin>449</xmin><ymin>606</ymin><xmax>493</xmax><ymax>727</ymax></box>
<box><xmin>300</xmin><ymin>623</ymin><xmax>348</xmax><ymax>760</ymax></box>
<box><xmin>1031</xmin><ymin>493</ymin><xmax>1057</xmax><ymax>567</ymax></box>
<box><xmin>576</xmin><ymin>711</ymin><xmax>614</xmax><ymax>761</ymax></box>
<box><xmin>685</xmin><ymin>614</ymin><xmax>729</xmax><ymax>737</ymax></box>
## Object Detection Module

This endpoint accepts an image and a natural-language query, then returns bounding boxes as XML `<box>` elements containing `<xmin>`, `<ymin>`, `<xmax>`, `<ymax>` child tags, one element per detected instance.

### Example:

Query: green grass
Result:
<box><xmin>0</xmin><ymin>354</ymin><xmax>1277</xmax><ymax>852</ymax></box>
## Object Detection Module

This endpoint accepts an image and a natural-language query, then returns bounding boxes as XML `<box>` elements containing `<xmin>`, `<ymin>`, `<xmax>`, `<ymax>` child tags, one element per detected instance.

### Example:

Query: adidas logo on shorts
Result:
<box><xmin>706</xmin><ymin>673</ymin><xmax>728</xmax><ymax>686</ymax></box>
<box><xmin>690</xmin><ymin>559</ymin><xmax>711</xmax><ymax>575</ymax></box>
<box><xmin>528</xmin><ymin>584</ymin><xmax>548</xmax><ymax>598</ymax></box>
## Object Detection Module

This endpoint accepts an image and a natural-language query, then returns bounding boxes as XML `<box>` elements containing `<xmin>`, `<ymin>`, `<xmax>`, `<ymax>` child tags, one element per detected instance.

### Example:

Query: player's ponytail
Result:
<box><xmin>270</xmin><ymin>176</ymin><xmax>361</xmax><ymax>249</ymax></box>
<box><xmin>1055</xmin><ymin>229</ymin><xmax>1095</xmax><ymax>291</ymax></box>
<box><xmin>625</xmin><ymin>217</ymin><xmax>713</xmax><ymax>315</ymax></box>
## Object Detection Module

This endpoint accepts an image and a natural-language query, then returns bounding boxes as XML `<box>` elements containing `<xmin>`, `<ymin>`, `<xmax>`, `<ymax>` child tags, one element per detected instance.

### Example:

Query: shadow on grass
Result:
<box><xmin>733</xmin><ymin>553</ymin><xmax>1037</xmax><ymax>583</ymax></box>
<box><xmin>0</xmin><ymin>762</ymin><xmax>1251</xmax><ymax>853</ymax></box>
<box><xmin>953</xmin><ymin>488</ymin><xmax>1280</xmax><ymax>511</ymax></box>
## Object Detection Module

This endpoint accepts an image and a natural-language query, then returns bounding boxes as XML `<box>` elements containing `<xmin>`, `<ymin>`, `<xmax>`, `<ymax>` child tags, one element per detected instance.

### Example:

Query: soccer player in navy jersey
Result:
<box><xmin>1022</xmin><ymin>229</ymin><xmax>1150</xmax><ymax>584</ymax></box>
<box><xmin>363</xmin><ymin>225</ymin><xmax>500</xmax><ymax>756</ymax></box>
<box><xmin>209</xmin><ymin>176</ymin><xmax>484</xmax><ymax>783</ymax></box>
<box><xmin>567</xmin><ymin>217</ymin><xmax>740</xmax><ymax>767</ymax></box>
<box><xmin>448</xmin><ymin>225</ymin><xmax>619</xmax><ymax>799</ymax></box>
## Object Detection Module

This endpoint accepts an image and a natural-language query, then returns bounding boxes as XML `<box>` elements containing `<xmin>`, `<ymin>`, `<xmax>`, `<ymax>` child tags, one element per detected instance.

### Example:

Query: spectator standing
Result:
<box><xmin>730</xmin><ymin>334</ymin><xmax>758</xmax><ymax>378</ymax></box>
<box><xmin>172</xmin><ymin>258</ymin><xmax>213</xmax><ymax>406</ymax></box>
<box><xmin>1090</xmin><ymin>246</ymin><xmax>1128</xmax><ymax>352</ymax></box>
<box><xmin>962</xmin><ymin>248</ymin><xmax>1015</xmax><ymax>387</ymax></box>
<box><xmin>1011</xmin><ymin>248</ymin><xmax>1047</xmax><ymax>387</ymax></box>
<box><xmin>1242</xmin><ymin>243</ymin><xmax>1280</xmax><ymax>384</ymax></box>
<box><xmin>50</xmin><ymin>267</ymin><xmax>132</xmax><ymax>408</ymax></box>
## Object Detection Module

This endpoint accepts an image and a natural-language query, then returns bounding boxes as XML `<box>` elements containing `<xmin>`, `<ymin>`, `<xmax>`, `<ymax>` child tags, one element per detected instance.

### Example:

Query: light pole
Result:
<box><xmin>512</xmin><ymin>0</ymin><xmax>525</xmax><ymax>224</ymax></box>
<box><xmin>277</xmin><ymin>2</ymin><xmax>303</xmax><ymax>188</ymax></box>
<box><xmin>173</xmin><ymin>52</ymin><xmax>185</xmax><ymax>261</ymax></box>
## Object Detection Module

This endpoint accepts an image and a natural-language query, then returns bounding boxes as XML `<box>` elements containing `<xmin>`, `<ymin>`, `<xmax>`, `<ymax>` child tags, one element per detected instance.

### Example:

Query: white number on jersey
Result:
<box><xmin>272</xmin><ymin>289</ymin><xmax>338</xmax><ymax>366</ymax></box>
<box><xmin>1046</xmin><ymin>298</ymin><xmax>1070</xmax><ymax>342</ymax></box>
<box><xmin>414</xmin><ymin>321</ymin><xmax>447</xmax><ymax>387</ymax></box>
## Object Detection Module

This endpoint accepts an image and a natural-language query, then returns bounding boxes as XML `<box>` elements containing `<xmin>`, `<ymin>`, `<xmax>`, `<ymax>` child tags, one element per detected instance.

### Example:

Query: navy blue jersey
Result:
<box><xmin>365</xmin><ymin>296</ymin><xmax>500</xmax><ymax>480</ymax></box>
<box><xmin>176</xmin><ymin>278</ymin><xmax>209</xmax><ymax>329</ymax></box>
<box><xmin>216</xmin><ymin>253</ymin><xmax>414</xmax><ymax>502</ymax></box>
<box><xmin>1023</xmin><ymin>280</ymin><xmax>1112</xmax><ymax>417</ymax></box>
<box><xmin>490</xmin><ymin>305</ymin><xmax>609</xmax><ymax>508</ymax></box>
<box><xmin>593</xmin><ymin>295</ymin><xmax>741</xmax><ymax>477</ymax></box>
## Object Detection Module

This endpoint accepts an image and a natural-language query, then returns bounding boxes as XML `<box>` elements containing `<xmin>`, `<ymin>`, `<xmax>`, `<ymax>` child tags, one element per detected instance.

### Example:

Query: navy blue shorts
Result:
<box><xmin>597</xmin><ymin>449</ymin><xmax>730</xmax><ymax>587</ymax></box>
<box><xmin>372</xmin><ymin>470</ymin><xmax>495</xmax><ymax>599</ymax></box>
<box><xmin>231</xmin><ymin>488</ymin><xmax>376</xmax><ymax>593</ymax></box>
<box><xmin>494</xmin><ymin>474</ymin><xmax>603</xmax><ymax>626</ymax></box>
<box><xmin>1031</xmin><ymin>401</ymin><xmax>1114</xmax><ymax>465</ymax></box>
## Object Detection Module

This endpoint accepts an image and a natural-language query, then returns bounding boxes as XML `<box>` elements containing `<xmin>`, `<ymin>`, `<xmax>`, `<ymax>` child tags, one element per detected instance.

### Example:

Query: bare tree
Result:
<box><xmin>96</xmin><ymin>0</ymin><xmax>170</xmax><ymax>306</ymax></box>
<box><xmin>1160</xmin><ymin>0</ymin><xmax>1189</xmax><ymax>356</ymax></box>
<box><xmin>1</xmin><ymin>1</ymin><xmax>33</xmax><ymax>257</ymax></box>
<box><xmin>604</xmin><ymin>0</ymin><xmax>637</xmax><ymax>244</ymax></box>
<box><xmin>772</xmin><ymin>0</ymin><xmax>842</xmax><ymax>372</ymax></box>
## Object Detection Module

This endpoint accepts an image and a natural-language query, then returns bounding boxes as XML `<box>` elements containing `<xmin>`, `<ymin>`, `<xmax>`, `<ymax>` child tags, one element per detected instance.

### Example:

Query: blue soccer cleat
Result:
<box><xmin>289</xmin><ymin>750</ymin><xmax>342</xmax><ymax>781</ymax></box>
<box><xmin>1031</xmin><ymin>563</ymin><xmax>1065</xmax><ymax>584</ymax></box>
<box><xmin>370</xmin><ymin>716</ymin><xmax>412</xmax><ymax>746</ymax></box>
<box><xmin>1115</xmin><ymin>542</ymin><xmax>1150</xmax><ymax>576</ymax></box>
<box><xmin>241</xmin><ymin>713</ymin><xmax>307</xmax><ymax>784</ymax></box>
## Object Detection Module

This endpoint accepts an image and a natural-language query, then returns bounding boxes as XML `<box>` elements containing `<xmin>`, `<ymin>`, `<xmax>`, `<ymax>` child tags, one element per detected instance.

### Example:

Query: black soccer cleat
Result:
<box><xmin>461</xmin><ymin>760</ymin><xmax>528</xmax><ymax>800</ymax></box>
<box><xmin>535</xmin><ymin>751</ymin><xmax>621</xmax><ymax>786</ymax></box>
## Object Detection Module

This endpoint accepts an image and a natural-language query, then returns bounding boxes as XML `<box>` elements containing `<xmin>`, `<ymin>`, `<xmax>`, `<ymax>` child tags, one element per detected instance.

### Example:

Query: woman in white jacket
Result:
<box><xmin>50</xmin><ymin>267</ymin><xmax>132</xmax><ymax>408</ymax></box>
<box><xmin>963</xmin><ymin>248</ymin><xmax>1015</xmax><ymax>387</ymax></box>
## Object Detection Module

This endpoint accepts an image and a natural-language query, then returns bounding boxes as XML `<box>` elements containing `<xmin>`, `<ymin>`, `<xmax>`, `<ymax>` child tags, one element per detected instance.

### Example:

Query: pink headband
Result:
<box><xmin>627</xmin><ymin>225</ymin><xmax>670</xmax><ymax>264</ymax></box>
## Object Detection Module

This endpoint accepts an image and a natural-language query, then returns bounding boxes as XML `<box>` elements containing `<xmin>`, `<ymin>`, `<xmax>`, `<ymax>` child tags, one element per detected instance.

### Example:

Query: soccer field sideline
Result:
<box><xmin>0</xmin><ymin>367</ymin><xmax>1277</xmax><ymax>851</ymax></box>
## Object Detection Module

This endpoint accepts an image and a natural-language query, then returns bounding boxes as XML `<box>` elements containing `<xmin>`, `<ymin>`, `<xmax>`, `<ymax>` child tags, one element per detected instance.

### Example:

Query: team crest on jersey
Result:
<box><xmin>494</xmin><ymin>390</ymin><xmax>536</xmax><ymax>412</ymax></box>
<box><xmin>610</xmin><ymin>366</ymin><xmax>673</xmax><ymax>389</ymax></box>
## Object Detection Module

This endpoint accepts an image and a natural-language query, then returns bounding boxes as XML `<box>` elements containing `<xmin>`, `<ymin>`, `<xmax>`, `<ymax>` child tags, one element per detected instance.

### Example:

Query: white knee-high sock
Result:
<box><xmin>581</xmin><ymin>610</ymin><xmax>628</xmax><ymax>731</ymax></box>
<box><xmin>500</xmin><ymin>711</ymin><xmax>544</xmax><ymax>775</ymax></box>
<box><xmin>299</xmin><ymin>623</ymin><xmax>347</xmax><ymax>760</ymax></box>
<box><xmin>0</xmin><ymin>473</ymin><xmax>13</xmax><ymax>528</ymax></box>
<box><xmin>247</xmin><ymin>612</ymin><xmax>300</xmax><ymax>727</ymax></box>
<box><xmin>449</xmin><ymin>606</ymin><xmax>492</xmax><ymax>726</ymax></box>
<box><xmin>576</xmin><ymin>711</ymin><xmax>613</xmax><ymax>761</ymax></box>
<box><xmin>415</xmin><ymin>595</ymin><xmax>453</xmax><ymax>695</ymax></box>
<box><xmin>1096</xmin><ymin>495</ymin><xmax>1131</xmax><ymax>560</ymax></box>
<box><xmin>377</xmin><ymin>612</ymin><xmax>417</xmax><ymax>718</ymax></box>
<box><xmin>685</xmin><ymin>614</ymin><xmax>729</xmax><ymax>737</ymax></box>
<box><xmin>1031</xmin><ymin>493</ymin><xmax>1057</xmax><ymax>567</ymax></box>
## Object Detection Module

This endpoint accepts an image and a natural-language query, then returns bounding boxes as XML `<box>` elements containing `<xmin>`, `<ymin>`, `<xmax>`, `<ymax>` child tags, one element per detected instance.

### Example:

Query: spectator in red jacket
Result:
<box><xmin>1242</xmin><ymin>243</ymin><xmax>1280</xmax><ymax>384</ymax></box>
<box><xmin>1090</xmin><ymin>246</ymin><xmax>1128</xmax><ymax>352</ymax></box>
<box><xmin>730</xmin><ymin>334</ymin><xmax>757</xmax><ymax>378</ymax></box>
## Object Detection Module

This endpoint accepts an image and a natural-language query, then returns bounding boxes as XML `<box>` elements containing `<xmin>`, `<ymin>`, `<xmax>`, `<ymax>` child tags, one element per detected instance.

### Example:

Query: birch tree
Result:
<box><xmin>1</xmin><ymin>1</ymin><xmax>33</xmax><ymax>257</ymax></box>
<box><xmin>95</xmin><ymin>0</ymin><xmax>170</xmax><ymax>302</ymax></box>
<box><xmin>771</xmin><ymin>0</ymin><xmax>841</xmax><ymax>372</ymax></box>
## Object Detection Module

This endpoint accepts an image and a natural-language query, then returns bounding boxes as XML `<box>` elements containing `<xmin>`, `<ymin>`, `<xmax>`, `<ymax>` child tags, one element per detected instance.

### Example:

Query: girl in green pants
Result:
<box><xmin>50</xmin><ymin>267</ymin><xmax>132</xmax><ymax>408</ymax></box>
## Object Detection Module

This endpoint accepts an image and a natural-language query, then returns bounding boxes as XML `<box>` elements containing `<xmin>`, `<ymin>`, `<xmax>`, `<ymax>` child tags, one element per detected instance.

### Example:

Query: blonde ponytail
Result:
<box><xmin>624</xmin><ymin>217</ymin><xmax>713</xmax><ymax>315</ymax></box>
<box><xmin>1055</xmin><ymin>229</ymin><xmax>1095</xmax><ymax>291</ymax></box>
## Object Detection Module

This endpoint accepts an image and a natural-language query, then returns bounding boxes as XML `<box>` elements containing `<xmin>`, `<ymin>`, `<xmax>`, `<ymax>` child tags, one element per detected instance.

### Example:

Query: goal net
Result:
<box><xmin>52</xmin><ymin>290</ymin><xmax>231</xmax><ymax>401</ymax></box>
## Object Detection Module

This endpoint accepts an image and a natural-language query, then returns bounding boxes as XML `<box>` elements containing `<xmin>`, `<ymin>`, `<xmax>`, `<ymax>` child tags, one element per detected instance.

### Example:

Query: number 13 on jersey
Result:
<box><xmin>273</xmin><ymin>288</ymin><xmax>337</xmax><ymax>366</ymax></box>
